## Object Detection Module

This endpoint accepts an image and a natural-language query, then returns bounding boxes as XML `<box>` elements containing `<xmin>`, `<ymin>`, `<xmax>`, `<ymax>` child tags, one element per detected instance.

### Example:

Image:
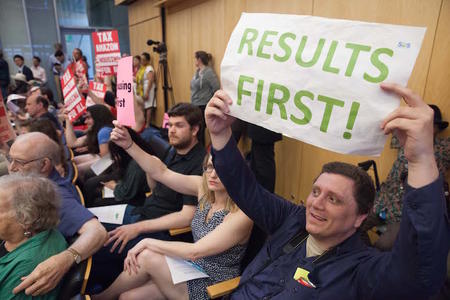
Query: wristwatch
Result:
<box><xmin>66</xmin><ymin>248</ymin><xmax>82</xmax><ymax>264</ymax></box>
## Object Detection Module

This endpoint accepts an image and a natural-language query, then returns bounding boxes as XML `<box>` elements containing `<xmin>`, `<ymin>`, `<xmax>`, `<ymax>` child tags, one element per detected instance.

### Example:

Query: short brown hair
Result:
<box><xmin>319</xmin><ymin>162</ymin><xmax>375</xmax><ymax>215</ymax></box>
<box><xmin>35</xmin><ymin>95</ymin><xmax>49</xmax><ymax>109</ymax></box>
<box><xmin>168</xmin><ymin>103</ymin><xmax>202</xmax><ymax>130</ymax></box>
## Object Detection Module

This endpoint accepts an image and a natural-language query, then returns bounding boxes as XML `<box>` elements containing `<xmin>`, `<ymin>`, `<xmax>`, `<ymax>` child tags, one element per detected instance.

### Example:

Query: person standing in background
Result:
<box><xmin>49</xmin><ymin>43</ymin><xmax>65</xmax><ymax>103</ymax></box>
<box><xmin>190</xmin><ymin>50</ymin><xmax>220</xmax><ymax>145</ymax></box>
<box><xmin>132</xmin><ymin>55</ymin><xmax>141</xmax><ymax>79</ymax></box>
<box><xmin>13</xmin><ymin>54</ymin><xmax>33</xmax><ymax>82</ymax></box>
<box><xmin>31</xmin><ymin>56</ymin><xmax>47</xmax><ymax>84</ymax></box>
<box><xmin>135</xmin><ymin>52</ymin><xmax>155</xmax><ymax>127</ymax></box>
<box><xmin>69</xmin><ymin>48</ymin><xmax>88</xmax><ymax>97</ymax></box>
<box><xmin>0</xmin><ymin>49</ymin><xmax>10</xmax><ymax>102</ymax></box>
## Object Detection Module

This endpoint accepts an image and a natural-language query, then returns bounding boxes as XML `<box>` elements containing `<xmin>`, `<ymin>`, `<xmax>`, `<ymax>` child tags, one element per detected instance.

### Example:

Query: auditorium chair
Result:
<box><xmin>169</xmin><ymin>225</ymin><xmax>193</xmax><ymax>243</ymax></box>
<box><xmin>75</xmin><ymin>185</ymin><xmax>86</xmax><ymax>207</ymax></box>
<box><xmin>57</xmin><ymin>257</ymin><xmax>92</xmax><ymax>299</ymax></box>
<box><xmin>58</xmin><ymin>235</ymin><xmax>92</xmax><ymax>299</ymax></box>
<box><xmin>71</xmin><ymin>161</ymin><xmax>78</xmax><ymax>185</ymax></box>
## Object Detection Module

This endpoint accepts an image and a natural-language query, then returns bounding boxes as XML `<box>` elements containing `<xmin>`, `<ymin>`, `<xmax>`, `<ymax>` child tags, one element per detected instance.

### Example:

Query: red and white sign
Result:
<box><xmin>92</xmin><ymin>30</ymin><xmax>121</xmax><ymax>77</ymax></box>
<box><xmin>61</xmin><ymin>68</ymin><xmax>86</xmax><ymax>123</ymax></box>
<box><xmin>0</xmin><ymin>93</ymin><xmax>16</xmax><ymax>143</ymax></box>
<box><xmin>87</xmin><ymin>81</ymin><xmax>107</xmax><ymax>107</ymax></box>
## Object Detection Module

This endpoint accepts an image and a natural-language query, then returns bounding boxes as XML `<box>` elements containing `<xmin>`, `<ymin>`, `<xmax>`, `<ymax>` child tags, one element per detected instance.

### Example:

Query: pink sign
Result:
<box><xmin>61</xmin><ymin>68</ymin><xmax>86</xmax><ymax>123</ymax></box>
<box><xmin>116</xmin><ymin>56</ymin><xmax>135</xmax><ymax>127</ymax></box>
<box><xmin>92</xmin><ymin>30</ymin><xmax>121</xmax><ymax>77</ymax></box>
<box><xmin>0</xmin><ymin>93</ymin><xmax>16</xmax><ymax>143</ymax></box>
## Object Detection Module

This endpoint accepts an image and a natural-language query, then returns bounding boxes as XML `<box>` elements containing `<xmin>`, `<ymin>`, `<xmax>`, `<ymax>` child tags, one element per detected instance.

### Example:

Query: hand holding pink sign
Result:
<box><xmin>116</xmin><ymin>56</ymin><xmax>136</xmax><ymax>127</ymax></box>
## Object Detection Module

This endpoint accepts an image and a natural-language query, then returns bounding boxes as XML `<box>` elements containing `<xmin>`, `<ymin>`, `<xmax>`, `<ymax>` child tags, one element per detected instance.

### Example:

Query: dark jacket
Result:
<box><xmin>212</xmin><ymin>137</ymin><xmax>450</xmax><ymax>300</ymax></box>
<box><xmin>21</xmin><ymin>65</ymin><xmax>34</xmax><ymax>81</ymax></box>
<box><xmin>0</xmin><ymin>58</ymin><xmax>10</xmax><ymax>86</ymax></box>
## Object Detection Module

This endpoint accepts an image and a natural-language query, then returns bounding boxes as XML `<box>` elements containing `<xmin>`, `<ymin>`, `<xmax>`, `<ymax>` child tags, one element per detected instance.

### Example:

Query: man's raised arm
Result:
<box><xmin>357</xmin><ymin>83</ymin><xmax>449</xmax><ymax>299</ymax></box>
<box><xmin>206</xmin><ymin>90</ymin><xmax>299</xmax><ymax>234</ymax></box>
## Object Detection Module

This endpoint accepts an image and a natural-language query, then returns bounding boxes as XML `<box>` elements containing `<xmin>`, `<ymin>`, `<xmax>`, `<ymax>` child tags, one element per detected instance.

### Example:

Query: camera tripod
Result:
<box><xmin>152</xmin><ymin>56</ymin><xmax>175</xmax><ymax>122</ymax></box>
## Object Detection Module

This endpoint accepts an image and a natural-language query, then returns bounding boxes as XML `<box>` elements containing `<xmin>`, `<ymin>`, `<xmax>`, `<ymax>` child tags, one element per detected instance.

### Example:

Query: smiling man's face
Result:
<box><xmin>305</xmin><ymin>172</ymin><xmax>367</xmax><ymax>248</ymax></box>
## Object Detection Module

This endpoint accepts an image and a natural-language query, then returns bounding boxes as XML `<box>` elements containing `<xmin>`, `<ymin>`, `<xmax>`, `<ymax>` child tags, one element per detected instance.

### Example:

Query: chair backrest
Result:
<box><xmin>65</xmin><ymin>160</ymin><xmax>75</xmax><ymax>182</ymax></box>
<box><xmin>57</xmin><ymin>256</ymin><xmax>92</xmax><ymax>300</ymax></box>
<box><xmin>68</xmin><ymin>147</ymin><xmax>75</xmax><ymax>161</ymax></box>
<box><xmin>72</xmin><ymin>161</ymin><xmax>78</xmax><ymax>185</ymax></box>
<box><xmin>75</xmin><ymin>185</ymin><xmax>85</xmax><ymax>207</ymax></box>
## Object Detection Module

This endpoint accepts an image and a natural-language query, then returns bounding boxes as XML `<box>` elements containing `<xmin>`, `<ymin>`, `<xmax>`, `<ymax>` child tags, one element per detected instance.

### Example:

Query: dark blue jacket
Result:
<box><xmin>212</xmin><ymin>137</ymin><xmax>450</xmax><ymax>300</ymax></box>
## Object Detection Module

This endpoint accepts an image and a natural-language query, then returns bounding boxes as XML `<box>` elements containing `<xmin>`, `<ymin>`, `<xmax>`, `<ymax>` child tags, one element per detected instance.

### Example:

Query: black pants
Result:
<box><xmin>250</xmin><ymin>141</ymin><xmax>276</xmax><ymax>193</ymax></box>
<box><xmin>82</xmin><ymin>169</ymin><xmax>120</xmax><ymax>207</ymax></box>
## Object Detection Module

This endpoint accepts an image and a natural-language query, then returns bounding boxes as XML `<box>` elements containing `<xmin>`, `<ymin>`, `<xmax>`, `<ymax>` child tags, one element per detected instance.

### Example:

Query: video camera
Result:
<box><xmin>147</xmin><ymin>39</ymin><xmax>167</xmax><ymax>55</ymax></box>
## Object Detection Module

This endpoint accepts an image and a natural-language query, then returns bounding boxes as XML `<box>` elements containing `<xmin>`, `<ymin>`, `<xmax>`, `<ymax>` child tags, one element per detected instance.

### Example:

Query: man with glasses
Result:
<box><xmin>7</xmin><ymin>132</ymin><xmax>108</xmax><ymax>296</ymax></box>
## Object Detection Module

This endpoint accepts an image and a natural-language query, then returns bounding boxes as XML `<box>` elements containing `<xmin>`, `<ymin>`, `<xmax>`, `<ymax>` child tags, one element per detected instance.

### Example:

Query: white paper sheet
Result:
<box><xmin>88</xmin><ymin>204</ymin><xmax>127</xmax><ymax>225</ymax></box>
<box><xmin>221</xmin><ymin>13</ymin><xmax>426</xmax><ymax>156</ymax></box>
<box><xmin>102</xmin><ymin>186</ymin><xmax>115</xmax><ymax>198</ymax></box>
<box><xmin>90</xmin><ymin>153</ymin><xmax>113</xmax><ymax>175</ymax></box>
<box><xmin>165</xmin><ymin>256</ymin><xmax>209</xmax><ymax>285</ymax></box>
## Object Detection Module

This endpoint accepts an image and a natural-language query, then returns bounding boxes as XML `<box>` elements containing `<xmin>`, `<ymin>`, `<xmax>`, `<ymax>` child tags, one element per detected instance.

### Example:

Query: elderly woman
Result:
<box><xmin>0</xmin><ymin>174</ymin><xmax>67</xmax><ymax>299</ymax></box>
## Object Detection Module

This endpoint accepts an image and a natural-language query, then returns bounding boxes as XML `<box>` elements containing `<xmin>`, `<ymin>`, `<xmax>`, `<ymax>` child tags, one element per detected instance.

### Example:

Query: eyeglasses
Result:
<box><xmin>5</xmin><ymin>154</ymin><xmax>48</xmax><ymax>167</ymax></box>
<box><xmin>203</xmin><ymin>164</ymin><xmax>215</xmax><ymax>173</ymax></box>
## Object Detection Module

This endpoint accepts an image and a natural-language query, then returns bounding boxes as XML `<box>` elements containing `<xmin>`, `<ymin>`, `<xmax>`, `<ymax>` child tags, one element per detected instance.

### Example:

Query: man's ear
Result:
<box><xmin>40</xmin><ymin>158</ymin><xmax>53</xmax><ymax>174</ymax></box>
<box><xmin>191</xmin><ymin>124</ymin><xmax>200</xmax><ymax>138</ymax></box>
<box><xmin>355</xmin><ymin>213</ymin><xmax>368</xmax><ymax>229</ymax></box>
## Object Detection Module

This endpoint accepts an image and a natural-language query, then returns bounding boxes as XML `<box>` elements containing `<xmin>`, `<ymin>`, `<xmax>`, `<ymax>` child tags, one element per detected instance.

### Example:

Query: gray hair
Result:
<box><xmin>0</xmin><ymin>174</ymin><xmax>60</xmax><ymax>234</ymax></box>
<box><xmin>15</xmin><ymin>132</ymin><xmax>60</xmax><ymax>166</ymax></box>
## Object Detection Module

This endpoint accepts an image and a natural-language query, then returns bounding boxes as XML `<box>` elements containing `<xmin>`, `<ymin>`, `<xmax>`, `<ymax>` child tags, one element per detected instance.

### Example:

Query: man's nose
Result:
<box><xmin>311</xmin><ymin>194</ymin><xmax>326</xmax><ymax>210</ymax></box>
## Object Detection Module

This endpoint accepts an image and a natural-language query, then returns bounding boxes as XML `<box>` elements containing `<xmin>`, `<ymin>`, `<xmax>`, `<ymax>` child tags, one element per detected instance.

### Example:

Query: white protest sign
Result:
<box><xmin>61</xmin><ymin>67</ymin><xmax>86</xmax><ymax>123</ymax></box>
<box><xmin>92</xmin><ymin>30</ymin><xmax>121</xmax><ymax>77</ymax></box>
<box><xmin>86</xmin><ymin>81</ymin><xmax>107</xmax><ymax>107</ymax></box>
<box><xmin>221</xmin><ymin>13</ymin><xmax>426</xmax><ymax>155</ymax></box>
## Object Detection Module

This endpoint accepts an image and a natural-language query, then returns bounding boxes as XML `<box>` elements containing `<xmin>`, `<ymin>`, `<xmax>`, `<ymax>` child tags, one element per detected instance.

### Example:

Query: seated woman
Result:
<box><xmin>64</xmin><ymin>104</ymin><xmax>114</xmax><ymax>177</ymax></box>
<box><xmin>0</xmin><ymin>174</ymin><xmax>67</xmax><ymax>299</ymax></box>
<box><xmin>83</xmin><ymin>127</ymin><xmax>152</xmax><ymax>208</ymax></box>
<box><xmin>93</xmin><ymin>123</ymin><xmax>253</xmax><ymax>300</ymax></box>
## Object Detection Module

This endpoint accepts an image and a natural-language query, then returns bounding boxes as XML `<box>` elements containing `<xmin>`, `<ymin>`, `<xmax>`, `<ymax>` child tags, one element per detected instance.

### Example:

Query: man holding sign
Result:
<box><xmin>206</xmin><ymin>13</ymin><xmax>448</xmax><ymax>299</ymax></box>
<box><xmin>207</xmin><ymin>83</ymin><xmax>449</xmax><ymax>299</ymax></box>
<box><xmin>221</xmin><ymin>13</ymin><xmax>426</xmax><ymax>156</ymax></box>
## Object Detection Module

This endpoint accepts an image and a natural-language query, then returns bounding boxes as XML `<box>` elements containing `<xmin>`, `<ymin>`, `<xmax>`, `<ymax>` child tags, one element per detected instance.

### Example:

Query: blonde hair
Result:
<box><xmin>198</xmin><ymin>153</ymin><xmax>238</xmax><ymax>213</ymax></box>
